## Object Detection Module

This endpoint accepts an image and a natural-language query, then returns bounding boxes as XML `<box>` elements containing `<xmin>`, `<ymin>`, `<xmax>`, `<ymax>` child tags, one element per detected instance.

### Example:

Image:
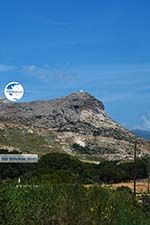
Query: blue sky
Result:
<box><xmin>0</xmin><ymin>0</ymin><xmax>150</xmax><ymax>130</ymax></box>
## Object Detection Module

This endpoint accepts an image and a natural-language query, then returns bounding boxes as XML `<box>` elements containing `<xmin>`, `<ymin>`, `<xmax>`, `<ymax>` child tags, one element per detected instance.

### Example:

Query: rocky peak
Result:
<box><xmin>0</xmin><ymin>91</ymin><xmax>149</xmax><ymax>161</ymax></box>
<box><xmin>60</xmin><ymin>92</ymin><xmax>105</xmax><ymax>112</ymax></box>
<box><xmin>0</xmin><ymin>92</ymin><xmax>117</xmax><ymax>134</ymax></box>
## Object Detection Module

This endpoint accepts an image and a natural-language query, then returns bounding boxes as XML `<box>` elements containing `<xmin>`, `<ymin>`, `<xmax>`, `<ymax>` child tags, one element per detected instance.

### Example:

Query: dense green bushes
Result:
<box><xmin>0</xmin><ymin>184</ymin><xmax>149</xmax><ymax>225</ymax></box>
<box><xmin>0</xmin><ymin>150</ymin><xmax>149</xmax><ymax>184</ymax></box>
<box><xmin>34</xmin><ymin>153</ymin><xmax>149</xmax><ymax>184</ymax></box>
<box><xmin>0</xmin><ymin>151</ymin><xmax>149</xmax><ymax>224</ymax></box>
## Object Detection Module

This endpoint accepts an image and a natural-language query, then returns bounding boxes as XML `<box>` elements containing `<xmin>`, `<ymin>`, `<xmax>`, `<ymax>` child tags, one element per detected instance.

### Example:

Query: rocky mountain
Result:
<box><xmin>0</xmin><ymin>92</ymin><xmax>149</xmax><ymax>161</ymax></box>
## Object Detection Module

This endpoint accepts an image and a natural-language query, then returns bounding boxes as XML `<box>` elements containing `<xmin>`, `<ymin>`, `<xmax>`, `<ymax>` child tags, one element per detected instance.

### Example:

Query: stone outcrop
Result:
<box><xmin>0</xmin><ymin>92</ymin><xmax>149</xmax><ymax>161</ymax></box>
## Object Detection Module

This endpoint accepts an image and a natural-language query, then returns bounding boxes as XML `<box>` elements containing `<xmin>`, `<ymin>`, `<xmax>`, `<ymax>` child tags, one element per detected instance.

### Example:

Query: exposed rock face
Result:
<box><xmin>0</xmin><ymin>92</ymin><xmax>149</xmax><ymax>161</ymax></box>
<box><xmin>0</xmin><ymin>92</ymin><xmax>104</xmax><ymax>129</ymax></box>
<box><xmin>0</xmin><ymin>92</ymin><xmax>130</xmax><ymax>138</ymax></box>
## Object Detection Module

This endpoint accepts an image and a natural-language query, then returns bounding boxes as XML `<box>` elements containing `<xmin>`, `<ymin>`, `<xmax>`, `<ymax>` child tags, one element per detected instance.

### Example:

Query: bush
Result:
<box><xmin>1</xmin><ymin>152</ymin><xmax>149</xmax><ymax>185</ymax></box>
<box><xmin>141</xmin><ymin>194</ymin><xmax>150</xmax><ymax>213</ymax></box>
<box><xmin>116</xmin><ymin>186</ymin><xmax>132</xmax><ymax>194</ymax></box>
<box><xmin>0</xmin><ymin>184</ymin><xmax>149</xmax><ymax>225</ymax></box>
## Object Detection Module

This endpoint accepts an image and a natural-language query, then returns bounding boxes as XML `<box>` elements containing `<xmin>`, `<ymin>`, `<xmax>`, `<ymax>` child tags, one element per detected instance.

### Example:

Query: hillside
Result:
<box><xmin>0</xmin><ymin>92</ymin><xmax>149</xmax><ymax>161</ymax></box>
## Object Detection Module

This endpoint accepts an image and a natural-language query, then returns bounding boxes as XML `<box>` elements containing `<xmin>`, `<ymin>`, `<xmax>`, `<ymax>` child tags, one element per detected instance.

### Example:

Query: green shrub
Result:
<box><xmin>0</xmin><ymin>184</ymin><xmax>150</xmax><ymax>225</ymax></box>
<box><xmin>116</xmin><ymin>186</ymin><xmax>132</xmax><ymax>194</ymax></box>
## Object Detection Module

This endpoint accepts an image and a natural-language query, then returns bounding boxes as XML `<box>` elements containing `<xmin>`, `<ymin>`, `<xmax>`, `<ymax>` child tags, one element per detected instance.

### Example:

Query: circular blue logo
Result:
<box><xmin>4</xmin><ymin>82</ymin><xmax>24</xmax><ymax>102</ymax></box>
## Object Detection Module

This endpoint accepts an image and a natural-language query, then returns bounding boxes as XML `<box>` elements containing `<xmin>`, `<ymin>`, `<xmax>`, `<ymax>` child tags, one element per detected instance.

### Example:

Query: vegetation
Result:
<box><xmin>0</xmin><ymin>150</ymin><xmax>149</xmax><ymax>185</ymax></box>
<box><xmin>0</xmin><ymin>184</ymin><xmax>150</xmax><ymax>225</ymax></box>
<box><xmin>0</xmin><ymin>150</ymin><xmax>150</xmax><ymax>224</ymax></box>
<box><xmin>72</xmin><ymin>143</ymin><xmax>115</xmax><ymax>154</ymax></box>
<box><xmin>0</xmin><ymin>128</ymin><xmax>49</xmax><ymax>152</ymax></box>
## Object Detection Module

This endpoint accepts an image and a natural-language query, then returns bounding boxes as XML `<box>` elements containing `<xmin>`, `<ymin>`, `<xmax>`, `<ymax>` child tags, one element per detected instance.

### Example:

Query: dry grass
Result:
<box><xmin>107</xmin><ymin>179</ymin><xmax>149</xmax><ymax>193</ymax></box>
<box><xmin>84</xmin><ymin>179</ymin><xmax>150</xmax><ymax>193</ymax></box>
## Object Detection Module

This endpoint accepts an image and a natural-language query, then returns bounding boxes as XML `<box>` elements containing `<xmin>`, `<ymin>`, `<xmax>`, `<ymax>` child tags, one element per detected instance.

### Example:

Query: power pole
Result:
<box><xmin>148</xmin><ymin>159</ymin><xmax>150</xmax><ymax>193</ymax></box>
<box><xmin>134</xmin><ymin>141</ymin><xmax>137</xmax><ymax>197</ymax></box>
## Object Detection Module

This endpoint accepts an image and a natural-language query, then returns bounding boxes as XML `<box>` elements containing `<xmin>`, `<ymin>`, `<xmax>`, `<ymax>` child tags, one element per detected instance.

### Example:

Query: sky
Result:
<box><xmin>0</xmin><ymin>0</ymin><xmax>150</xmax><ymax>130</ymax></box>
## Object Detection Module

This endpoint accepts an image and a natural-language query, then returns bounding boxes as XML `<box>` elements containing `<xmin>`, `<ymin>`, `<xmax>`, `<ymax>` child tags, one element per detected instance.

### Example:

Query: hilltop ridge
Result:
<box><xmin>0</xmin><ymin>92</ymin><xmax>149</xmax><ymax>161</ymax></box>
